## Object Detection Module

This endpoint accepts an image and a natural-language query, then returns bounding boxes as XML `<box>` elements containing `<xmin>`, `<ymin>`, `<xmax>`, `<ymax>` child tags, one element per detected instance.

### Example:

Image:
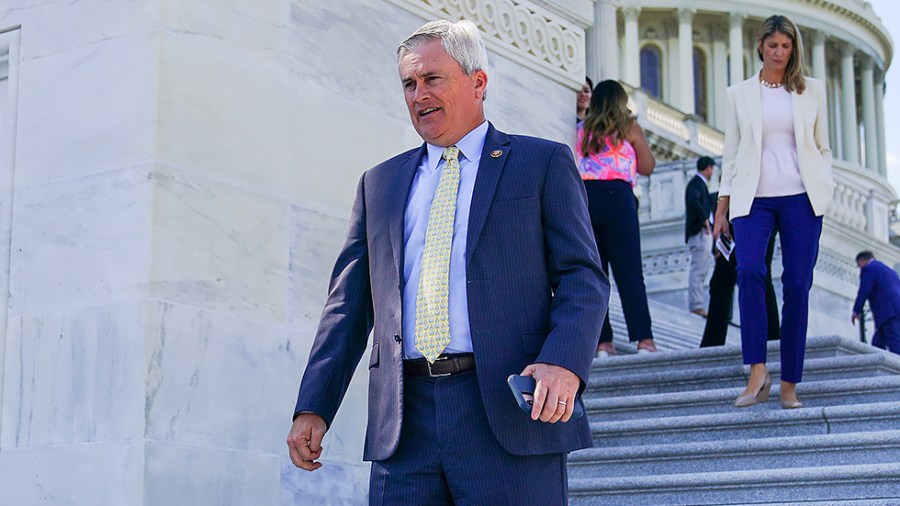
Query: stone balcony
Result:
<box><xmin>637</xmin><ymin>158</ymin><xmax>898</xmax><ymax>244</ymax></box>
<box><xmin>623</xmin><ymin>83</ymin><xmax>724</xmax><ymax>161</ymax></box>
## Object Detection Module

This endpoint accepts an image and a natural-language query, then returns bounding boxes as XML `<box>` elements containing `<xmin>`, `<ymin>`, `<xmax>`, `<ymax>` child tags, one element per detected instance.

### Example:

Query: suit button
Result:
<box><xmin>394</xmin><ymin>334</ymin><xmax>402</xmax><ymax>343</ymax></box>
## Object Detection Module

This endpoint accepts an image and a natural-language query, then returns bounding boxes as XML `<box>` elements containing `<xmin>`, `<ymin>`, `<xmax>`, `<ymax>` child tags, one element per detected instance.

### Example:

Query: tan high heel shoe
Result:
<box><xmin>781</xmin><ymin>397</ymin><xmax>803</xmax><ymax>409</ymax></box>
<box><xmin>735</xmin><ymin>372</ymin><xmax>772</xmax><ymax>408</ymax></box>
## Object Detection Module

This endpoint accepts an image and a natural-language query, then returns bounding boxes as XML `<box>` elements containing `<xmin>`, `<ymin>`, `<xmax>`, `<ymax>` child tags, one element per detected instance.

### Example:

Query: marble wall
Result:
<box><xmin>0</xmin><ymin>0</ymin><xmax>588</xmax><ymax>504</ymax></box>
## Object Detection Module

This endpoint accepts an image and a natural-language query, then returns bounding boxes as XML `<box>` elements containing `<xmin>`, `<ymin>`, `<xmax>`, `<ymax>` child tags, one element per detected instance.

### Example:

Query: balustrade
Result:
<box><xmin>637</xmin><ymin>158</ymin><xmax>897</xmax><ymax>244</ymax></box>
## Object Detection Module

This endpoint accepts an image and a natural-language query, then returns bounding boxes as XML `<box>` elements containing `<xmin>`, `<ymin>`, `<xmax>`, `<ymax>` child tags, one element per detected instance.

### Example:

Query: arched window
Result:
<box><xmin>640</xmin><ymin>45</ymin><xmax>662</xmax><ymax>98</ymax></box>
<box><xmin>693</xmin><ymin>47</ymin><xmax>708</xmax><ymax>121</ymax></box>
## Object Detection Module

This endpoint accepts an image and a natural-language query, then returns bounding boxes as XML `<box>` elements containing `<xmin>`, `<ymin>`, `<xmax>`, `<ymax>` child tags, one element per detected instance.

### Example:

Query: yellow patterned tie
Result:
<box><xmin>416</xmin><ymin>146</ymin><xmax>461</xmax><ymax>363</ymax></box>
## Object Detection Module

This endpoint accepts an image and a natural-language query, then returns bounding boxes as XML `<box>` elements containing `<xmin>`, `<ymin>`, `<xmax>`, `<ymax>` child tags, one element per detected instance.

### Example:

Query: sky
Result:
<box><xmin>868</xmin><ymin>0</ymin><xmax>899</xmax><ymax>192</ymax></box>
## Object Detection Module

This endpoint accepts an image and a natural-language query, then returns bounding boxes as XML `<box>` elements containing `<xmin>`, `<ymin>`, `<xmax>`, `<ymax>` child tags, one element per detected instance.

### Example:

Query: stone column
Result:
<box><xmin>587</xmin><ymin>0</ymin><xmax>620</xmax><ymax>81</ymax></box>
<box><xmin>712</xmin><ymin>28</ymin><xmax>728</xmax><ymax>129</ymax></box>
<box><xmin>829</xmin><ymin>71</ymin><xmax>843</xmax><ymax>160</ymax></box>
<box><xmin>728</xmin><ymin>13</ymin><xmax>745</xmax><ymax>85</ymax></box>
<box><xmin>622</xmin><ymin>6</ymin><xmax>641</xmax><ymax>86</ymax></box>
<box><xmin>666</xmin><ymin>20</ymin><xmax>679</xmax><ymax>102</ymax></box>
<box><xmin>811</xmin><ymin>31</ymin><xmax>827</xmax><ymax>80</ymax></box>
<box><xmin>840</xmin><ymin>43</ymin><xmax>860</xmax><ymax>164</ymax></box>
<box><xmin>677</xmin><ymin>8</ymin><xmax>695</xmax><ymax>113</ymax></box>
<box><xmin>860</xmin><ymin>56</ymin><xmax>878</xmax><ymax>173</ymax></box>
<box><xmin>875</xmin><ymin>69</ymin><xmax>887</xmax><ymax>176</ymax></box>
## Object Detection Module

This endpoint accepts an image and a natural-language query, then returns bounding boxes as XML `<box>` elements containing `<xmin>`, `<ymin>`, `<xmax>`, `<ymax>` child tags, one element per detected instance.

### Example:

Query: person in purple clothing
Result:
<box><xmin>852</xmin><ymin>251</ymin><xmax>900</xmax><ymax>355</ymax></box>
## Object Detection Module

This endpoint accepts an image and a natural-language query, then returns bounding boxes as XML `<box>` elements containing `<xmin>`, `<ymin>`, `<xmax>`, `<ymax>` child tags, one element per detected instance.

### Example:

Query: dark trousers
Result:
<box><xmin>700</xmin><ymin>230</ymin><xmax>781</xmax><ymax>347</ymax></box>
<box><xmin>584</xmin><ymin>180</ymin><xmax>653</xmax><ymax>344</ymax></box>
<box><xmin>369</xmin><ymin>371</ymin><xmax>567</xmax><ymax>505</ymax></box>
<box><xmin>873</xmin><ymin>317</ymin><xmax>900</xmax><ymax>355</ymax></box>
<box><xmin>732</xmin><ymin>194</ymin><xmax>823</xmax><ymax>383</ymax></box>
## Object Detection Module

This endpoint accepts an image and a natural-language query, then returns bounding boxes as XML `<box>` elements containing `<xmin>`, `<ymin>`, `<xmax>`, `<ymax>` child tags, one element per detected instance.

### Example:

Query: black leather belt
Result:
<box><xmin>404</xmin><ymin>354</ymin><xmax>475</xmax><ymax>377</ymax></box>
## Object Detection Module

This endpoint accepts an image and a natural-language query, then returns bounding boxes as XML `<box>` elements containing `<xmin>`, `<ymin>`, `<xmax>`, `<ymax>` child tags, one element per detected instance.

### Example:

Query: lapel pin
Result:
<box><xmin>490</xmin><ymin>150</ymin><xmax>502</xmax><ymax>158</ymax></box>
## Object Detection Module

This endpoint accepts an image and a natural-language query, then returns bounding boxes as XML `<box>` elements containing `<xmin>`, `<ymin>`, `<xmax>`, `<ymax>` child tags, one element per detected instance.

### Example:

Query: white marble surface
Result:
<box><xmin>1</xmin><ymin>302</ymin><xmax>147</xmax><ymax>448</ymax></box>
<box><xmin>143</xmin><ymin>301</ymin><xmax>307</xmax><ymax>454</ymax></box>
<box><xmin>13</xmin><ymin>30</ymin><xmax>157</xmax><ymax>187</ymax></box>
<box><xmin>0</xmin><ymin>0</ymin><xmax>157</xmax><ymax>61</ymax></box>
<box><xmin>0</xmin><ymin>442</ymin><xmax>143</xmax><ymax>505</ymax></box>
<box><xmin>149</xmin><ymin>166</ymin><xmax>290</xmax><ymax>323</ymax></box>
<box><xmin>281</xmin><ymin>458</ymin><xmax>369</xmax><ymax>506</ymax></box>
<box><xmin>145</xmin><ymin>441</ymin><xmax>281</xmax><ymax>506</ymax></box>
<box><xmin>161</xmin><ymin>0</ymin><xmax>292</xmax><ymax>58</ymax></box>
<box><xmin>288</xmin><ymin>206</ymin><xmax>349</xmax><ymax>326</ymax></box>
<box><xmin>7</xmin><ymin>166</ymin><xmax>152</xmax><ymax>317</ymax></box>
<box><xmin>485</xmin><ymin>50</ymin><xmax>576</xmax><ymax>146</ymax></box>
<box><xmin>289</xmin><ymin>0</ymin><xmax>423</xmax><ymax>127</ymax></box>
<box><xmin>156</xmin><ymin>27</ymin><xmax>419</xmax><ymax>218</ymax></box>
<box><xmin>0</xmin><ymin>1</ymin><xmax>592</xmax><ymax>505</ymax></box>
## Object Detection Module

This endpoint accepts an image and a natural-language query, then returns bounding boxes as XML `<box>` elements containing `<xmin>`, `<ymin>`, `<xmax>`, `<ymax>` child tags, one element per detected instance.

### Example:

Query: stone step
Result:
<box><xmin>590</xmin><ymin>336</ymin><xmax>883</xmax><ymax>376</ymax></box>
<box><xmin>568</xmin><ymin>462</ymin><xmax>900</xmax><ymax>505</ymax></box>
<box><xmin>590</xmin><ymin>401</ymin><xmax>900</xmax><ymax>447</ymax></box>
<box><xmin>587</xmin><ymin>353</ymin><xmax>900</xmax><ymax>397</ymax></box>
<box><xmin>586</xmin><ymin>375</ymin><xmax>900</xmax><ymax>421</ymax></box>
<box><xmin>605</xmin><ymin>290</ymin><xmax>711</xmax><ymax>350</ymax></box>
<box><xmin>749</xmin><ymin>501</ymin><xmax>900</xmax><ymax>506</ymax></box>
<box><xmin>568</xmin><ymin>430</ymin><xmax>900</xmax><ymax>478</ymax></box>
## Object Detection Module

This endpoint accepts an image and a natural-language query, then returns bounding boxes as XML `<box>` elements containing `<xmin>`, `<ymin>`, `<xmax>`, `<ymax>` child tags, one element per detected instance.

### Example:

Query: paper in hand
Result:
<box><xmin>716</xmin><ymin>235</ymin><xmax>735</xmax><ymax>261</ymax></box>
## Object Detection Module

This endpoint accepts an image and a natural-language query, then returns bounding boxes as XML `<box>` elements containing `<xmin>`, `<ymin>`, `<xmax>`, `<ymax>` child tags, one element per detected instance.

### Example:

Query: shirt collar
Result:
<box><xmin>697</xmin><ymin>171</ymin><xmax>711</xmax><ymax>185</ymax></box>
<box><xmin>424</xmin><ymin>120</ymin><xmax>489</xmax><ymax>172</ymax></box>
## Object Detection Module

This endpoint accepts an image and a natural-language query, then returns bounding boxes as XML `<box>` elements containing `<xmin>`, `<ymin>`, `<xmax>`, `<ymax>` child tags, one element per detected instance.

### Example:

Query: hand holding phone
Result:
<box><xmin>507</xmin><ymin>374</ymin><xmax>584</xmax><ymax>421</ymax></box>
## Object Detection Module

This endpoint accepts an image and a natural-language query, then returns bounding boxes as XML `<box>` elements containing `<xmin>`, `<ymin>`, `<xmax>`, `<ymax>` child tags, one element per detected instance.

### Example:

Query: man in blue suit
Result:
<box><xmin>852</xmin><ymin>251</ymin><xmax>900</xmax><ymax>354</ymax></box>
<box><xmin>286</xmin><ymin>19</ymin><xmax>609</xmax><ymax>505</ymax></box>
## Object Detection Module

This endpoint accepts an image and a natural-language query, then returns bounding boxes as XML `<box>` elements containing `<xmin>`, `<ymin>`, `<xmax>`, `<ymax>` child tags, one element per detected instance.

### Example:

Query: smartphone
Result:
<box><xmin>507</xmin><ymin>374</ymin><xmax>585</xmax><ymax>420</ymax></box>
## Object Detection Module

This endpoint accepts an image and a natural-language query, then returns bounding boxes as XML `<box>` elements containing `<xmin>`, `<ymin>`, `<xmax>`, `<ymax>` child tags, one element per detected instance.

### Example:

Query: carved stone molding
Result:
<box><xmin>728</xmin><ymin>13</ymin><xmax>745</xmax><ymax>29</ymax></box>
<box><xmin>386</xmin><ymin>0</ymin><xmax>586</xmax><ymax>87</ymax></box>
<box><xmin>815</xmin><ymin>249</ymin><xmax>859</xmax><ymax>287</ymax></box>
<box><xmin>622</xmin><ymin>6</ymin><xmax>641</xmax><ymax>23</ymax></box>
<box><xmin>802</xmin><ymin>0</ymin><xmax>893</xmax><ymax>69</ymax></box>
<box><xmin>642</xmin><ymin>249</ymin><xmax>691</xmax><ymax>276</ymax></box>
<box><xmin>676</xmin><ymin>8</ymin><xmax>695</xmax><ymax>25</ymax></box>
<box><xmin>810</xmin><ymin>30</ymin><xmax>827</xmax><ymax>46</ymax></box>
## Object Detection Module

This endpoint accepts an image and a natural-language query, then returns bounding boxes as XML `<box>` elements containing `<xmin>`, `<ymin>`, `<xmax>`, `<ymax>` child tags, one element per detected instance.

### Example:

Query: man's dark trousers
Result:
<box><xmin>701</xmin><ymin>230</ymin><xmax>780</xmax><ymax>347</ymax></box>
<box><xmin>369</xmin><ymin>370</ymin><xmax>568</xmax><ymax>505</ymax></box>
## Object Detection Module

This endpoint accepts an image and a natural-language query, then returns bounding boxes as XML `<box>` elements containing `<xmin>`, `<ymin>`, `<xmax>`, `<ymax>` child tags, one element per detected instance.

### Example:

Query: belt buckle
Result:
<box><xmin>425</xmin><ymin>355</ymin><xmax>452</xmax><ymax>377</ymax></box>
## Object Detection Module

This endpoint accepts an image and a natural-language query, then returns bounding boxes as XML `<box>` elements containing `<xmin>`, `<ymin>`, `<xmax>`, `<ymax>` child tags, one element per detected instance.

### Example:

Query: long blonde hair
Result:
<box><xmin>756</xmin><ymin>15</ymin><xmax>807</xmax><ymax>94</ymax></box>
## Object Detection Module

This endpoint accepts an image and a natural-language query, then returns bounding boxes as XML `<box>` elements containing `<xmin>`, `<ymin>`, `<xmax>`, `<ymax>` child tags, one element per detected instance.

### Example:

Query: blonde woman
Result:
<box><xmin>577</xmin><ymin>80</ymin><xmax>656</xmax><ymax>356</ymax></box>
<box><xmin>713</xmin><ymin>15</ymin><xmax>834</xmax><ymax>409</ymax></box>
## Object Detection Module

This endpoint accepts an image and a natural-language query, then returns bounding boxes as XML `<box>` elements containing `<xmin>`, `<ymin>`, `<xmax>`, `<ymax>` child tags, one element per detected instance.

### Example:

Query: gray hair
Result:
<box><xmin>398</xmin><ymin>19</ymin><xmax>489</xmax><ymax>77</ymax></box>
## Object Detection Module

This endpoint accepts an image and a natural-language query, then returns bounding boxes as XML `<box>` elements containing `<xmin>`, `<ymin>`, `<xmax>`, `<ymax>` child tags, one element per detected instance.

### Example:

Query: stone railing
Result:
<box><xmin>636</xmin><ymin>158</ymin><xmax>898</xmax><ymax>244</ymax></box>
<box><xmin>829</xmin><ymin>159</ymin><xmax>897</xmax><ymax>242</ymax></box>
<box><xmin>622</xmin><ymin>83</ymin><xmax>724</xmax><ymax>160</ymax></box>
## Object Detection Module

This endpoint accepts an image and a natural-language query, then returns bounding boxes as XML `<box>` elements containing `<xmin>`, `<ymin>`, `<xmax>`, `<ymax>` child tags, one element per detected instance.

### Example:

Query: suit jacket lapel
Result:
<box><xmin>791</xmin><ymin>87</ymin><xmax>804</xmax><ymax>151</ymax></box>
<box><xmin>466</xmin><ymin>123</ymin><xmax>510</xmax><ymax>263</ymax></box>
<box><xmin>746</xmin><ymin>78</ymin><xmax>763</xmax><ymax>153</ymax></box>
<box><xmin>390</xmin><ymin>146</ymin><xmax>425</xmax><ymax>280</ymax></box>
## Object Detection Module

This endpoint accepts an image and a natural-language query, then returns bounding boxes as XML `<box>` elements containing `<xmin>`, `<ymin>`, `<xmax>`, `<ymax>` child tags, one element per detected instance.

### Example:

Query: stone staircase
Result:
<box><xmin>569</xmin><ymin>294</ymin><xmax>900</xmax><ymax>505</ymax></box>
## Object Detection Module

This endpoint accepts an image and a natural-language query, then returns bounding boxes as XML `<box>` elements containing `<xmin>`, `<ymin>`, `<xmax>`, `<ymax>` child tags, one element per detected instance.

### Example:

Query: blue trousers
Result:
<box><xmin>584</xmin><ymin>180</ymin><xmax>653</xmax><ymax>343</ymax></box>
<box><xmin>369</xmin><ymin>371</ymin><xmax>567</xmax><ymax>505</ymax></box>
<box><xmin>873</xmin><ymin>317</ymin><xmax>900</xmax><ymax>355</ymax></box>
<box><xmin>732</xmin><ymin>194</ymin><xmax>823</xmax><ymax>383</ymax></box>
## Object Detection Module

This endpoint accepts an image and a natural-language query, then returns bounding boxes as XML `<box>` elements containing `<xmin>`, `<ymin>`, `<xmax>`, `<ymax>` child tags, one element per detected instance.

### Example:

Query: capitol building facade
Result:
<box><xmin>583</xmin><ymin>0</ymin><xmax>897</xmax><ymax>337</ymax></box>
<box><xmin>0</xmin><ymin>0</ymin><xmax>894</xmax><ymax>504</ymax></box>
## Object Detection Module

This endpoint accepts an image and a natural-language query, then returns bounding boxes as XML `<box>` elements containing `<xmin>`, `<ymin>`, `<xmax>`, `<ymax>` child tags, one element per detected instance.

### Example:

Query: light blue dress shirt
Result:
<box><xmin>401</xmin><ymin>121</ymin><xmax>489</xmax><ymax>359</ymax></box>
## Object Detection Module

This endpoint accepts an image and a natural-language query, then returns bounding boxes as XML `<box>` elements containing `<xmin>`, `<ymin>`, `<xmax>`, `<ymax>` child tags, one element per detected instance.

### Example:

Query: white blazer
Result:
<box><xmin>719</xmin><ymin>72</ymin><xmax>834</xmax><ymax>219</ymax></box>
